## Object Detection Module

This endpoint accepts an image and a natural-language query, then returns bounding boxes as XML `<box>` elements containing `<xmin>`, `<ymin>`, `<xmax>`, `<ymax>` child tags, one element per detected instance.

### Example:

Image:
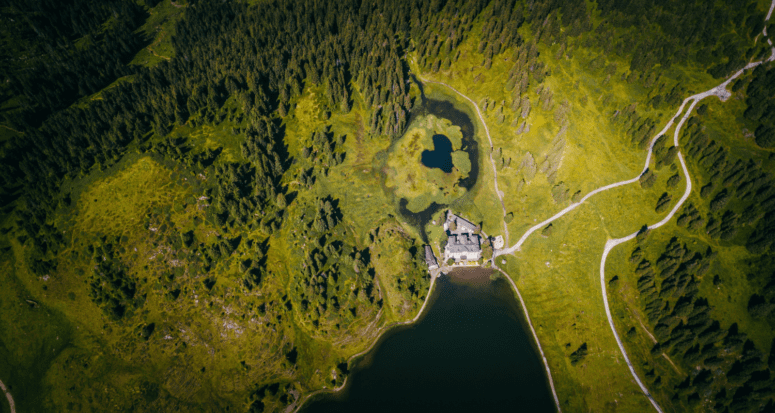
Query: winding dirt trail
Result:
<box><xmin>497</xmin><ymin>3</ymin><xmax>775</xmax><ymax>259</ymax></box>
<box><xmin>597</xmin><ymin>60</ymin><xmax>768</xmax><ymax>413</ymax></box>
<box><xmin>491</xmin><ymin>2</ymin><xmax>775</xmax><ymax>410</ymax></box>
<box><xmin>418</xmin><ymin>77</ymin><xmax>511</xmax><ymax>245</ymax></box>
<box><xmin>598</xmin><ymin>6</ymin><xmax>775</xmax><ymax>411</ymax></box>
<box><xmin>417</xmin><ymin>77</ymin><xmax>561</xmax><ymax>413</ymax></box>
<box><xmin>0</xmin><ymin>379</ymin><xmax>16</xmax><ymax>413</ymax></box>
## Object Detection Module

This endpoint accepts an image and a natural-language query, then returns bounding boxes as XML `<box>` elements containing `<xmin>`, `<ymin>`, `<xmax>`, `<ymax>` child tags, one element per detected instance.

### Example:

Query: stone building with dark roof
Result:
<box><xmin>442</xmin><ymin>211</ymin><xmax>482</xmax><ymax>262</ymax></box>
<box><xmin>424</xmin><ymin>245</ymin><xmax>439</xmax><ymax>270</ymax></box>
<box><xmin>443</xmin><ymin>211</ymin><xmax>477</xmax><ymax>235</ymax></box>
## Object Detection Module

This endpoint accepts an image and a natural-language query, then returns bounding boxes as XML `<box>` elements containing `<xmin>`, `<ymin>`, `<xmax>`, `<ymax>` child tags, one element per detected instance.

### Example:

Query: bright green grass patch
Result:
<box><xmin>283</xmin><ymin>83</ymin><xmax>328</xmax><ymax>158</ymax></box>
<box><xmin>510</xmin><ymin>205</ymin><xmax>657</xmax><ymax>412</ymax></box>
<box><xmin>451</xmin><ymin>150</ymin><xmax>471</xmax><ymax>176</ymax></box>
<box><xmin>73</xmin><ymin>157</ymin><xmax>189</xmax><ymax>237</ymax></box>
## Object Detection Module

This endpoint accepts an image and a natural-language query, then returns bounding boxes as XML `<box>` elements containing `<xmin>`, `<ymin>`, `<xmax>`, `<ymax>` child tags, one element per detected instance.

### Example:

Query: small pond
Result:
<box><xmin>421</xmin><ymin>134</ymin><xmax>455</xmax><ymax>173</ymax></box>
<box><xmin>301</xmin><ymin>269</ymin><xmax>555</xmax><ymax>413</ymax></box>
<box><xmin>396</xmin><ymin>81</ymin><xmax>481</xmax><ymax>241</ymax></box>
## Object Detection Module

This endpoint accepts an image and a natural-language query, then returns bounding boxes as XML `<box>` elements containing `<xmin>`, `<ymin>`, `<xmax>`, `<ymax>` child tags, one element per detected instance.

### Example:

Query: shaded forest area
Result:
<box><xmin>0</xmin><ymin>0</ymin><xmax>148</xmax><ymax>125</ymax></box>
<box><xmin>742</xmin><ymin>64</ymin><xmax>775</xmax><ymax>148</ymax></box>
<box><xmin>681</xmin><ymin>111</ymin><xmax>775</xmax><ymax>255</ymax></box>
<box><xmin>629</xmin><ymin>237</ymin><xmax>775</xmax><ymax>412</ymax></box>
<box><xmin>1</xmin><ymin>0</ymin><xmax>767</xmax><ymax>282</ymax></box>
<box><xmin>595</xmin><ymin>0</ymin><xmax>769</xmax><ymax>78</ymax></box>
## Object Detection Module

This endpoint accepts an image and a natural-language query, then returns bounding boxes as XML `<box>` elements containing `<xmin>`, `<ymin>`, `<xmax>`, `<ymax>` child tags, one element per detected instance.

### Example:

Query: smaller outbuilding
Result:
<box><xmin>424</xmin><ymin>245</ymin><xmax>439</xmax><ymax>270</ymax></box>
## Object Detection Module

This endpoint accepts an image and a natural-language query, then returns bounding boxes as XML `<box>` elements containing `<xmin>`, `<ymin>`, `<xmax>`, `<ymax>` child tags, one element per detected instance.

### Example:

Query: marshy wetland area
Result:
<box><xmin>2</xmin><ymin>0</ymin><xmax>775</xmax><ymax>412</ymax></box>
<box><xmin>388</xmin><ymin>84</ymin><xmax>488</xmax><ymax>235</ymax></box>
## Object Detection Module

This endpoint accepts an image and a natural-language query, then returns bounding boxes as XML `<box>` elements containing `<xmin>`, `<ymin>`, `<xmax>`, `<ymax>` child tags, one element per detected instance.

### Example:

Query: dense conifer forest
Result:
<box><xmin>1</xmin><ymin>0</ymin><xmax>774</xmax><ymax>411</ymax></box>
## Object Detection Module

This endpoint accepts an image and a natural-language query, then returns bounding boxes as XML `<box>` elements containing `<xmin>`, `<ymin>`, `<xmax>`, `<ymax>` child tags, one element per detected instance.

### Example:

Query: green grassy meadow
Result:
<box><xmin>409</xmin><ymin>6</ymin><xmax>775</xmax><ymax>409</ymax></box>
<box><xmin>2</xmin><ymin>0</ymin><xmax>775</xmax><ymax>411</ymax></box>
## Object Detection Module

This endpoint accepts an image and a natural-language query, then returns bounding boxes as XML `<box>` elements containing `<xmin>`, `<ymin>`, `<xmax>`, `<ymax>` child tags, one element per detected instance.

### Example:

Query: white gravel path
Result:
<box><xmin>419</xmin><ymin>77</ymin><xmax>512</xmax><ymax>245</ymax></box>
<box><xmin>0</xmin><ymin>379</ymin><xmax>16</xmax><ymax>413</ymax></box>
<box><xmin>496</xmin><ymin>2</ymin><xmax>775</xmax><ymax>410</ymax></box>
<box><xmin>597</xmin><ymin>8</ymin><xmax>775</xmax><ymax>410</ymax></box>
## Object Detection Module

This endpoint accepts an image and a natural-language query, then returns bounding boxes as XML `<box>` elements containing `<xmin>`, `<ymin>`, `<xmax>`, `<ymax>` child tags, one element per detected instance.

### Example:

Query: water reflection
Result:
<box><xmin>303</xmin><ymin>269</ymin><xmax>554</xmax><ymax>413</ymax></box>
<box><xmin>421</xmin><ymin>134</ymin><xmax>454</xmax><ymax>173</ymax></box>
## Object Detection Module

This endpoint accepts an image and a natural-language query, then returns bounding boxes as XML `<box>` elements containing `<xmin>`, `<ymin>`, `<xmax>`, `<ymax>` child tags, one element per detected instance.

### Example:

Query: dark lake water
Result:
<box><xmin>302</xmin><ymin>269</ymin><xmax>555</xmax><ymax>413</ymax></box>
<box><xmin>421</xmin><ymin>134</ymin><xmax>454</xmax><ymax>173</ymax></box>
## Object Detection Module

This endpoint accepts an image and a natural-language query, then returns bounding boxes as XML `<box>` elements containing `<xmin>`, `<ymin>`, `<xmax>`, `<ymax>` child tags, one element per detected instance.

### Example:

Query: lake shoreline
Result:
<box><xmin>299</xmin><ymin>267</ymin><xmax>555</xmax><ymax>413</ymax></box>
<box><xmin>292</xmin><ymin>273</ymin><xmax>440</xmax><ymax>413</ymax></box>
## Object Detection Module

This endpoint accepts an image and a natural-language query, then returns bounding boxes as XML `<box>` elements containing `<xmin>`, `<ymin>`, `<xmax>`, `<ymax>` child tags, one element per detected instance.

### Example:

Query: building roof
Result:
<box><xmin>446</xmin><ymin>233</ymin><xmax>481</xmax><ymax>253</ymax></box>
<box><xmin>424</xmin><ymin>245</ymin><xmax>438</xmax><ymax>266</ymax></box>
<box><xmin>446</xmin><ymin>212</ymin><xmax>477</xmax><ymax>234</ymax></box>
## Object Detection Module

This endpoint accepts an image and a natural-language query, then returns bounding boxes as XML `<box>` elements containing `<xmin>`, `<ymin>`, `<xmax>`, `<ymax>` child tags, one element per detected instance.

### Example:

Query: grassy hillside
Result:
<box><xmin>411</xmin><ymin>0</ymin><xmax>775</xmax><ymax>410</ymax></box>
<box><xmin>1</xmin><ymin>0</ymin><xmax>774</xmax><ymax>412</ymax></box>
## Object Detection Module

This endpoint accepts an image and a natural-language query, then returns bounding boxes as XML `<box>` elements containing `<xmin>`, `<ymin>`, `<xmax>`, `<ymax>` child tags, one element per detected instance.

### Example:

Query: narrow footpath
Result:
<box><xmin>418</xmin><ymin>77</ymin><xmax>511</xmax><ymax>246</ymax></box>
<box><xmin>0</xmin><ymin>378</ymin><xmax>16</xmax><ymax>413</ymax></box>
<box><xmin>494</xmin><ymin>2</ymin><xmax>775</xmax><ymax>410</ymax></box>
